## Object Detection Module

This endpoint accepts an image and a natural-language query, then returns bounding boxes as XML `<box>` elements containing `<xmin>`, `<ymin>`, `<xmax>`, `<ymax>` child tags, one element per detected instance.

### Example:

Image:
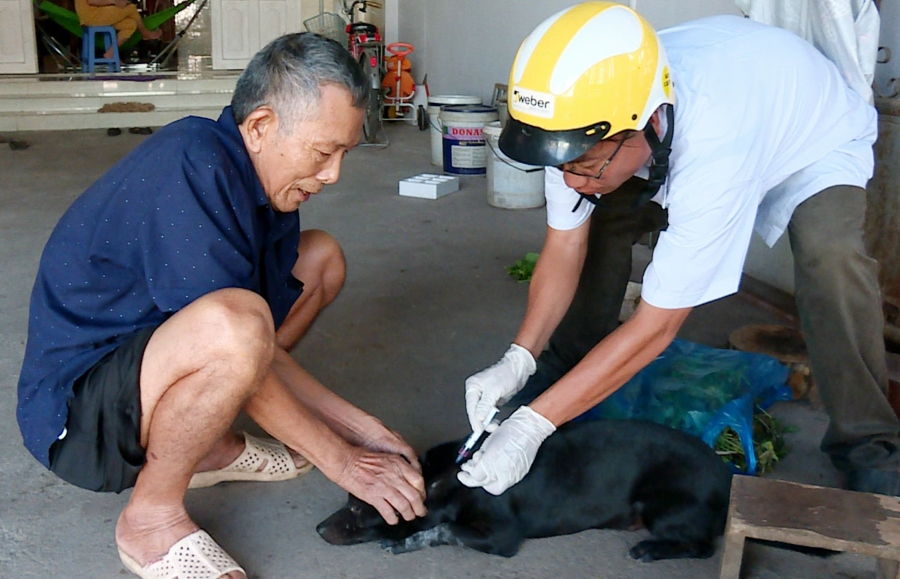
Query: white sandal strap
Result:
<box><xmin>120</xmin><ymin>530</ymin><xmax>244</xmax><ymax>579</ymax></box>
<box><xmin>188</xmin><ymin>432</ymin><xmax>311</xmax><ymax>489</ymax></box>
<box><xmin>231</xmin><ymin>433</ymin><xmax>296</xmax><ymax>478</ymax></box>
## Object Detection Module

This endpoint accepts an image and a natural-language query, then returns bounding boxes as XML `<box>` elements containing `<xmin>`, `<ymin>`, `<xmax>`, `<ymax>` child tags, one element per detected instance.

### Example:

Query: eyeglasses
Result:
<box><xmin>557</xmin><ymin>136</ymin><xmax>627</xmax><ymax>181</ymax></box>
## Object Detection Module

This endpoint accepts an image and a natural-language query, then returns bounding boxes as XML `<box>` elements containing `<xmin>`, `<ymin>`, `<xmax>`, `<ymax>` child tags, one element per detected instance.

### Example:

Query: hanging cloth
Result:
<box><xmin>734</xmin><ymin>0</ymin><xmax>880</xmax><ymax>103</ymax></box>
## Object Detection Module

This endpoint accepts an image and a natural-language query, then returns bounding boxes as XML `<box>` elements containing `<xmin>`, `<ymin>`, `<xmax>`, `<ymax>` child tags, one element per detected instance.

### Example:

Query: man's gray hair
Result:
<box><xmin>231</xmin><ymin>33</ymin><xmax>368</xmax><ymax>133</ymax></box>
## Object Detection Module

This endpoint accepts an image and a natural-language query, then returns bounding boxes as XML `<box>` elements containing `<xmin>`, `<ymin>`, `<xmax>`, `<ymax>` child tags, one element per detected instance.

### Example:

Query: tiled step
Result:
<box><xmin>0</xmin><ymin>92</ymin><xmax>232</xmax><ymax>114</ymax></box>
<box><xmin>0</xmin><ymin>72</ymin><xmax>239</xmax><ymax>131</ymax></box>
<box><xmin>2</xmin><ymin>106</ymin><xmax>230</xmax><ymax>131</ymax></box>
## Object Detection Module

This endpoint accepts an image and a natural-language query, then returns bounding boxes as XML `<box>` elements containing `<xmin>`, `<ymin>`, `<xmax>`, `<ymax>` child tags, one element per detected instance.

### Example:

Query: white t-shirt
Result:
<box><xmin>543</xmin><ymin>15</ymin><xmax>877</xmax><ymax>309</ymax></box>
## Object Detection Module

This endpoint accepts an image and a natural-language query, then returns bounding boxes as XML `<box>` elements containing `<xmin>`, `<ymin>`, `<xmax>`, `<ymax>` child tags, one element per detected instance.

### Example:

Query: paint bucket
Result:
<box><xmin>483</xmin><ymin>121</ymin><xmax>545</xmax><ymax>209</ymax></box>
<box><xmin>427</xmin><ymin>95</ymin><xmax>482</xmax><ymax>166</ymax></box>
<box><xmin>439</xmin><ymin>105</ymin><xmax>499</xmax><ymax>175</ymax></box>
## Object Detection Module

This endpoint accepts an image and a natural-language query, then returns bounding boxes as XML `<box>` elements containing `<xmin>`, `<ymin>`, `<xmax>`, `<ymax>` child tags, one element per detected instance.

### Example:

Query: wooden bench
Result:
<box><xmin>720</xmin><ymin>475</ymin><xmax>900</xmax><ymax>579</ymax></box>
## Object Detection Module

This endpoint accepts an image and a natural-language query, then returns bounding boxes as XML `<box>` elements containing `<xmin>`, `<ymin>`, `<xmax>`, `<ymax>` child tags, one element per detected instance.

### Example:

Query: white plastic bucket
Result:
<box><xmin>439</xmin><ymin>105</ymin><xmax>499</xmax><ymax>175</ymax></box>
<box><xmin>483</xmin><ymin>121</ymin><xmax>545</xmax><ymax>208</ymax></box>
<box><xmin>427</xmin><ymin>95</ymin><xmax>482</xmax><ymax>166</ymax></box>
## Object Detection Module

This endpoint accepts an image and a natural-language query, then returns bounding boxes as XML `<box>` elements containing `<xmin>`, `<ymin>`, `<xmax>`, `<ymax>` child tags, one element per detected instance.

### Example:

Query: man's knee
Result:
<box><xmin>139</xmin><ymin>290</ymin><xmax>274</xmax><ymax>442</ymax></box>
<box><xmin>792</xmin><ymin>229</ymin><xmax>873</xmax><ymax>283</ymax></box>
<box><xmin>191</xmin><ymin>288</ymin><xmax>276</xmax><ymax>375</ymax></box>
<box><xmin>296</xmin><ymin>229</ymin><xmax>346</xmax><ymax>302</ymax></box>
<box><xmin>791</xmin><ymin>187</ymin><xmax>866</xmax><ymax>248</ymax></box>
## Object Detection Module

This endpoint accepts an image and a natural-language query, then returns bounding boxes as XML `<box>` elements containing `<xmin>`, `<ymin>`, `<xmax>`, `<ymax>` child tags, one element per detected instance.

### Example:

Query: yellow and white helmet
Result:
<box><xmin>500</xmin><ymin>2</ymin><xmax>674</xmax><ymax>166</ymax></box>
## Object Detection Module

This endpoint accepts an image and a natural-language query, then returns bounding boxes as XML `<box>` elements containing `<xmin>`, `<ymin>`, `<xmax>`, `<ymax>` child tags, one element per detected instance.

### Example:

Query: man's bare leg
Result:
<box><xmin>160</xmin><ymin>234</ymin><xmax>424</xmax><ymax>524</ymax></box>
<box><xmin>277</xmin><ymin>229</ymin><xmax>346</xmax><ymax>350</ymax></box>
<box><xmin>115</xmin><ymin>288</ymin><xmax>276</xmax><ymax>578</ymax></box>
<box><xmin>192</xmin><ymin>230</ymin><xmax>344</xmax><ymax>476</ymax></box>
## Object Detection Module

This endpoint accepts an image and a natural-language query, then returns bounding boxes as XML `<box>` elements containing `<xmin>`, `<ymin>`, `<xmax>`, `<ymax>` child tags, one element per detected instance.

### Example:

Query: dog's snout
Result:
<box><xmin>317</xmin><ymin>506</ymin><xmax>377</xmax><ymax>546</ymax></box>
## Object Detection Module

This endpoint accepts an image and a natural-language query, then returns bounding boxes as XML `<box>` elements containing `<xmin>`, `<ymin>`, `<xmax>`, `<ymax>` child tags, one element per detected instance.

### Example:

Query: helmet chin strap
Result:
<box><xmin>638</xmin><ymin>103</ymin><xmax>674</xmax><ymax>207</ymax></box>
<box><xmin>571</xmin><ymin>104</ymin><xmax>674</xmax><ymax>212</ymax></box>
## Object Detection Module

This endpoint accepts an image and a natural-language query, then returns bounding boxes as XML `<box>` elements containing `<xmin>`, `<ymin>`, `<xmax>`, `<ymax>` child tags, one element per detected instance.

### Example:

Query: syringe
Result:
<box><xmin>455</xmin><ymin>407</ymin><xmax>499</xmax><ymax>465</ymax></box>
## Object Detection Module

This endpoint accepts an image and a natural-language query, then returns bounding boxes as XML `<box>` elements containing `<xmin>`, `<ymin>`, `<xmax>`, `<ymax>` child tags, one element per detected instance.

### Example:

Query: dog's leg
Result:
<box><xmin>381</xmin><ymin>523</ymin><xmax>466</xmax><ymax>554</ymax></box>
<box><xmin>382</xmin><ymin>521</ymin><xmax>525</xmax><ymax>557</ymax></box>
<box><xmin>629</xmin><ymin>464</ymin><xmax>728</xmax><ymax>561</ymax></box>
<box><xmin>629</xmin><ymin>503</ymin><xmax>720</xmax><ymax>561</ymax></box>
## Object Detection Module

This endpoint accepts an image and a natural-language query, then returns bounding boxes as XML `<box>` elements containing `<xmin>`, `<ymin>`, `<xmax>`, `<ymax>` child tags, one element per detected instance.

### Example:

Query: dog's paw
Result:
<box><xmin>378</xmin><ymin>539</ymin><xmax>411</xmax><ymax>555</ymax></box>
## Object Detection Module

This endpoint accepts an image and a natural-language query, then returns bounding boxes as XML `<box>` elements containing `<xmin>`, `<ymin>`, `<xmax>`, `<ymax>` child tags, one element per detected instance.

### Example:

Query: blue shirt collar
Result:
<box><xmin>218</xmin><ymin>106</ymin><xmax>272</xmax><ymax>210</ymax></box>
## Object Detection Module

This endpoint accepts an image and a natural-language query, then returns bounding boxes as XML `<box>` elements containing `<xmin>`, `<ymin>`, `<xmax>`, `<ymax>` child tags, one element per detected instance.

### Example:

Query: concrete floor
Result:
<box><xmin>0</xmin><ymin>121</ymin><xmax>883</xmax><ymax>578</ymax></box>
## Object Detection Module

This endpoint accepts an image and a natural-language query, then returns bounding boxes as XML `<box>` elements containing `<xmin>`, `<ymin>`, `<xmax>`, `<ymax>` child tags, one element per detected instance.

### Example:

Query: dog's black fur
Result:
<box><xmin>317</xmin><ymin>419</ymin><xmax>733</xmax><ymax>560</ymax></box>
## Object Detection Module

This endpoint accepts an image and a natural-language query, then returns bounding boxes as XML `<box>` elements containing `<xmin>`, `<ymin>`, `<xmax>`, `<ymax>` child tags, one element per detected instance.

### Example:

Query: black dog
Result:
<box><xmin>317</xmin><ymin>419</ymin><xmax>733</xmax><ymax>560</ymax></box>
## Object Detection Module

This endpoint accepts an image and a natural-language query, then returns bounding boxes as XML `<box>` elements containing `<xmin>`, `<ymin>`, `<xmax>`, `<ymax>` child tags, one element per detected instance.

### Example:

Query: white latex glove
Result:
<box><xmin>457</xmin><ymin>405</ymin><xmax>556</xmax><ymax>496</ymax></box>
<box><xmin>464</xmin><ymin>343</ymin><xmax>536</xmax><ymax>435</ymax></box>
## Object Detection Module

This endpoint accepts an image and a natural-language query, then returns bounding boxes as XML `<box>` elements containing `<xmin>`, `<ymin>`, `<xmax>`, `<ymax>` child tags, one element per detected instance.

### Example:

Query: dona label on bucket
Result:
<box><xmin>439</xmin><ymin>104</ymin><xmax>499</xmax><ymax>175</ymax></box>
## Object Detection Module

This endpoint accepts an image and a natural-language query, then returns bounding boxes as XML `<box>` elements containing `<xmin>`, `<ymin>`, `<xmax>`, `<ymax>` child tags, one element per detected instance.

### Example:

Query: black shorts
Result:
<box><xmin>48</xmin><ymin>325</ymin><xmax>158</xmax><ymax>493</ymax></box>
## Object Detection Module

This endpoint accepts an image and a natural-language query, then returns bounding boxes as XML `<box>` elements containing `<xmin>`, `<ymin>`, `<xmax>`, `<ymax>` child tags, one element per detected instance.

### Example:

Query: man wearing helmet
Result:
<box><xmin>459</xmin><ymin>2</ymin><xmax>900</xmax><ymax>498</ymax></box>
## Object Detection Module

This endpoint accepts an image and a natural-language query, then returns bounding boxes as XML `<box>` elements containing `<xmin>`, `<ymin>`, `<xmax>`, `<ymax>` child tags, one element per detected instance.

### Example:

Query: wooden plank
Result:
<box><xmin>877</xmin><ymin>558</ymin><xmax>900</xmax><ymax>579</ymax></box>
<box><xmin>718</xmin><ymin>524</ymin><xmax>746</xmax><ymax>578</ymax></box>
<box><xmin>727</xmin><ymin>476</ymin><xmax>900</xmax><ymax>559</ymax></box>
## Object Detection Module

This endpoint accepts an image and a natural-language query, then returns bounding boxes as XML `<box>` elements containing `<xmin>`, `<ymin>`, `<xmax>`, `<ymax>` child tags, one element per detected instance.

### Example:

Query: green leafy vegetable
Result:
<box><xmin>507</xmin><ymin>252</ymin><xmax>540</xmax><ymax>283</ymax></box>
<box><xmin>714</xmin><ymin>407</ymin><xmax>796</xmax><ymax>475</ymax></box>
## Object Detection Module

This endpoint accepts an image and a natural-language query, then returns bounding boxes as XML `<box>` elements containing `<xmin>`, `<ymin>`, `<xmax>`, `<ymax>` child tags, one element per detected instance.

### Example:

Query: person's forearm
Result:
<box><xmin>530</xmin><ymin>301</ymin><xmax>691</xmax><ymax>426</ymax></box>
<box><xmin>515</xmin><ymin>224</ymin><xmax>588</xmax><ymax>357</ymax></box>
<box><xmin>268</xmin><ymin>348</ymin><xmax>381</xmax><ymax>445</ymax></box>
<box><xmin>247</xmin><ymin>350</ymin><xmax>424</xmax><ymax>517</ymax></box>
<box><xmin>243</xmin><ymin>365</ymin><xmax>356</xmax><ymax>479</ymax></box>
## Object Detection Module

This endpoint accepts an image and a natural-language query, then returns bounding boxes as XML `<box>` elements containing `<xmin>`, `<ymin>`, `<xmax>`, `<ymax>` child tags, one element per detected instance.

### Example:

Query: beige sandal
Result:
<box><xmin>188</xmin><ymin>432</ymin><xmax>314</xmax><ymax>489</ymax></box>
<box><xmin>118</xmin><ymin>529</ymin><xmax>245</xmax><ymax>579</ymax></box>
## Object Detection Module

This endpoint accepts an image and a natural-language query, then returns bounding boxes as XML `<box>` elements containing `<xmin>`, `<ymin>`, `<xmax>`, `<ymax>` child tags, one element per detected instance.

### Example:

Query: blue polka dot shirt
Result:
<box><xmin>17</xmin><ymin>107</ymin><xmax>303</xmax><ymax>467</ymax></box>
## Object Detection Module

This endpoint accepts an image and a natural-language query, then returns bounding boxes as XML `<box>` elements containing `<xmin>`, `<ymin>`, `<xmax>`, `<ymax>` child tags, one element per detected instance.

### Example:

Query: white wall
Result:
<box><xmin>395</xmin><ymin>0</ymin><xmax>742</xmax><ymax>102</ymax></box>
<box><xmin>744</xmin><ymin>236</ymin><xmax>795</xmax><ymax>294</ymax></box>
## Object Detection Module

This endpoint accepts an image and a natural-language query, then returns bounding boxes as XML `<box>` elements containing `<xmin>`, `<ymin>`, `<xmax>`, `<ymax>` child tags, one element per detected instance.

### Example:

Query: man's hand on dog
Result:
<box><xmin>465</xmin><ymin>344</ymin><xmax>537</xmax><ymax>435</ymax></box>
<box><xmin>458</xmin><ymin>406</ymin><xmax>556</xmax><ymax>495</ymax></box>
<box><xmin>350</xmin><ymin>418</ymin><xmax>422</xmax><ymax>473</ymax></box>
<box><xmin>335</xmin><ymin>447</ymin><xmax>427</xmax><ymax>525</ymax></box>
